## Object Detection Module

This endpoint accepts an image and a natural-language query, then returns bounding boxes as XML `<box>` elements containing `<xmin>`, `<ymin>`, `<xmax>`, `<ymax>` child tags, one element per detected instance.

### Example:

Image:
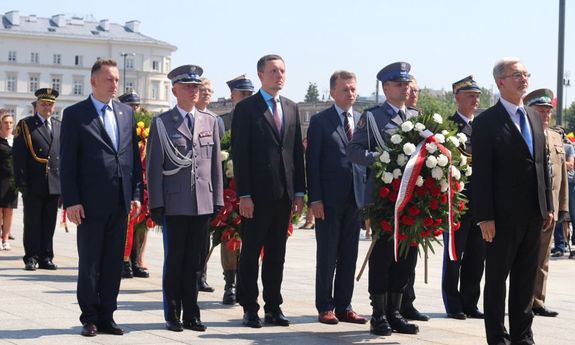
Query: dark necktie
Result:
<box><xmin>518</xmin><ymin>109</ymin><xmax>533</xmax><ymax>156</ymax></box>
<box><xmin>272</xmin><ymin>98</ymin><xmax>282</xmax><ymax>134</ymax></box>
<box><xmin>343</xmin><ymin>112</ymin><xmax>352</xmax><ymax>141</ymax></box>
<box><xmin>101</xmin><ymin>105</ymin><xmax>118</xmax><ymax>149</ymax></box>
<box><xmin>45</xmin><ymin>119</ymin><xmax>53</xmax><ymax>139</ymax></box>
<box><xmin>398</xmin><ymin>109</ymin><xmax>406</xmax><ymax>121</ymax></box>
<box><xmin>186</xmin><ymin>113</ymin><xmax>194</xmax><ymax>135</ymax></box>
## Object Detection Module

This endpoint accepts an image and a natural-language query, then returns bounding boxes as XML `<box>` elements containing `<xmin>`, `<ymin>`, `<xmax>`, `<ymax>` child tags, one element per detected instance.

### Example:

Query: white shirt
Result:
<box><xmin>499</xmin><ymin>96</ymin><xmax>525</xmax><ymax>132</ymax></box>
<box><xmin>333</xmin><ymin>104</ymin><xmax>356</xmax><ymax>132</ymax></box>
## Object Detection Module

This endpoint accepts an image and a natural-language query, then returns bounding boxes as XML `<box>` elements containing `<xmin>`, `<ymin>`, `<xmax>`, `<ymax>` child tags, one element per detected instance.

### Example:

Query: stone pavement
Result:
<box><xmin>1</xmin><ymin>205</ymin><xmax>574</xmax><ymax>345</ymax></box>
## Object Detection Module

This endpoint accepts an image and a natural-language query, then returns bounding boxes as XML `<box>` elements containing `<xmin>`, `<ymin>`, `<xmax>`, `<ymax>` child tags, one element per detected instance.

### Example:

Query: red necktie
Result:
<box><xmin>343</xmin><ymin>112</ymin><xmax>352</xmax><ymax>141</ymax></box>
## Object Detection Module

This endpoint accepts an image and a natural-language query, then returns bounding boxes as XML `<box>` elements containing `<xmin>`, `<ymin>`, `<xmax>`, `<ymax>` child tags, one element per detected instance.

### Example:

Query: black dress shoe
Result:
<box><xmin>401</xmin><ymin>307</ymin><xmax>430</xmax><ymax>321</ymax></box>
<box><xmin>198</xmin><ymin>276</ymin><xmax>215</xmax><ymax>292</ymax></box>
<box><xmin>264</xmin><ymin>309</ymin><xmax>290</xmax><ymax>326</ymax></box>
<box><xmin>165</xmin><ymin>320</ymin><xmax>184</xmax><ymax>332</ymax></box>
<box><xmin>447</xmin><ymin>312</ymin><xmax>467</xmax><ymax>320</ymax></box>
<box><xmin>38</xmin><ymin>260</ymin><xmax>58</xmax><ymax>270</ymax></box>
<box><xmin>81</xmin><ymin>323</ymin><xmax>97</xmax><ymax>337</ymax></box>
<box><xmin>465</xmin><ymin>309</ymin><xmax>485</xmax><ymax>319</ymax></box>
<box><xmin>24</xmin><ymin>259</ymin><xmax>37</xmax><ymax>271</ymax></box>
<box><xmin>132</xmin><ymin>266</ymin><xmax>150</xmax><ymax>278</ymax></box>
<box><xmin>183</xmin><ymin>317</ymin><xmax>206</xmax><ymax>331</ymax></box>
<box><xmin>97</xmin><ymin>321</ymin><xmax>124</xmax><ymax>335</ymax></box>
<box><xmin>242</xmin><ymin>311</ymin><xmax>262</xmax><ymax>328</ymax></box>
<box><xmin>122</xmin><ymin>261</ymin><xmax>133</xmax><ymax>278</ymax></box>
<box><xmin>533</xmin><ymin>306</ymin><xmax>559</xmax><ymax>317</ymax></box>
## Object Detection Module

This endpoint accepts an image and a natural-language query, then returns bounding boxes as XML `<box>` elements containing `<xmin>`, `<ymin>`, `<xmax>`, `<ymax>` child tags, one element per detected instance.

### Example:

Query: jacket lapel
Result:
<box><xmin>33</xmin><ymin>115</ymin><xmax>52</xmax><ymax>145</ymax></box>
<box><xmin>172</xmin><ymin>107</ymin><xmax>193</xmax><ymax>141</ymax></box>
<box><xmin>256</xmin><ymin>93</ymin><xmax>281</xmax><ymax>144</ymax></box>
<box><xmin>329</xmin><ymin>106</ymin><xmax>348</xmax><ymax>144</ymax></box>
<box><xmin>497</xmin><ymin>102</ymin><xmax>532</xmax><ymax>158</ymax></box>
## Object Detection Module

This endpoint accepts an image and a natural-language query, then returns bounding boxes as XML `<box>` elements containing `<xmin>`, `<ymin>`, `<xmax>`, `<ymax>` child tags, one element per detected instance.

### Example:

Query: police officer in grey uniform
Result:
<box><xmin>146</xmin><ymin>64</ymin><xmax>224</xmax><ymax>333</ymax></box>
<box><xmin>346</xmin><ymin>62</ymin><xmax>419</xmax><ymax>336</ymax></box>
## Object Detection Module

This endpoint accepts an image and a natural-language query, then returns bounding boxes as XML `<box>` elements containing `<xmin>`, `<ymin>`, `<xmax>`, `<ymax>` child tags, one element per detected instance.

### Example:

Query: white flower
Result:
<box><xmin>440</xmin><ymin>180</ymin><xmax>449</xmax><ymax>192</ymax></box>
<box><xmin>437</xmin><ymin>154</ymin><xmax>449</xmax><ymax>167</ymax></box>
<box><xmin>220</xmin><ymin>150</ymin><xmax>229</xmax><ymax>161</ymax></box>
<box><xmin>393</xmin><ymin>168</ymin><xmax>402</xmax><ymax>179</ymax></box>
<box><xmin>457</xmin><ymin>133</ymin><xmax>468</xmax><ymax>145</ymax></box>
<box><xmin>433</xmin><ymin>113</ymin><xmax>443</xmax><ymax>124</ymax></box>
<box><xmin>401</xmin><ymin>121</ymin><xmax>414</xmax><ymax>132</ymax></box>
<box><xmin>379</xmin><ymin>151</ymin><xmax>391</xmax><ymax>164</ymax></box>
<box><xmin>460</xmin><ymin>155</ymin><xmax>468</xmax><ymax>167</ymax></box>
<box><xmin>382</xmin><ymin>172</ymin><xmax>394</xmax><ymax>184</ymax></box>
<box><xmin>426</xmin><ymin>156</ymin><xmax>438</xmax><ymax>168</ymax></box>
<box><xmin>447</xmin><ymin>136</ymin><xmax>460</xmax><ymax>147</ymax></box>
<box><xmin>225</xmin><ymin>160</ymin><xmax>234</xmax><ymax>178</ymax></box>
<box><xmin>416</xmin><ymin>176</ymin><xmax>424</xmax><ymax>187</ymax></box>
<box><xmin>441</xmin><ymin>130</ymin><xmax>449</xmax><ymax>136</ymax></box>
<box><xmin>435</xmin><ymin>133</ymin><xmax>445</xmax><ymax>143</ymax></box>
<box><xmin>431</xmin><ymin>166</ymin><xmax>444</xmax><ymax>180</ymax></box>
<box><xmin>403</xmin><ymin>143</ymin><xmax>416</xmax><ymax>156</ymax></box>
<box><xmin>451</xmin><ymin>165</ymin><xmax>461</xmax><ymax>180</ymax></box>
<box><xmin>425</xmin><ymin>142</ymin><xmax>437</xmax><ymax>154</ymax></box>
<box><xmin>414</xmin><ymin>123</ymin><xmax>426</xmax><ymax>132</ymax></box>
<box><xmin>391</xmin><ymin>134</ymin><xmax>402</xmax><ymax>144</ymax></box>
<box><xmin>458</xmin><ymin>181</ymin><xmax>465</xmax><ymax>192</ymax></box>
<box><xmin>226</xmin><ymin>160</ymin><xmax>234</xmax><ymax>171</ymax></box>
<box><xmin>396</xmin><ymin>153</ymin><xmax>408</xmax><ymax>166</ymax></box>
<box><xmin>465</xmin><ymin>166</ymin><xmax>472</xmax><ymax>177</ymax></box>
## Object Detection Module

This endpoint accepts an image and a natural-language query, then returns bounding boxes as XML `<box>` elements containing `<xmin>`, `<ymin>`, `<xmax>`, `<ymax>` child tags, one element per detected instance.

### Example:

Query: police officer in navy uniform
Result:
<box><xmin>146</xmin><ymin>64</ymin><xmax>223</xmax><ymax>332</ymax></box>
<box><xmin>441</xmin><ymin>76</ymin><xmax>485</xmax><ymax>320</ymax></box>
<box><xmin>118</xmin><ymin>91</ymin><xmax>141</xmax><ymax>113</ymax></box>
<box><xmin>13</xmin><ymin>88</ymin><xmax>61</xmax><ymax>271</ymax></box>
<box><xmin>347</xmin><ymin>62</ymin><xmax>419</xmax><ymax>336</ymax></box>
<box><xmin>220</xmin><ymin>75</ymin><xmax>255</xmax><ymax>131</ymax></box>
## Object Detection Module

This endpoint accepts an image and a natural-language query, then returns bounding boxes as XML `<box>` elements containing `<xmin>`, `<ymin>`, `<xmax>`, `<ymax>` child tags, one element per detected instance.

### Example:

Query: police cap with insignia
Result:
<box><xmin>34</xmin><ymin>88</ymin><xmax>59</xmax><ymax>103</ymax></box>
<box><xmin>118</xmin><ymin>91</ymin><xmax>141</xmax><ymax>105</ymax></box>
<box><xmin>226</xmin><ymin>74</ymin><xmax>255</xmax><ymax>92</ymax></box>
<box><xmin>168</xmin><ymin>65</ymin><xmax>203</xmax><ymax>85</ymax></box>
<box><xmin>376</xmin><ymin>62</ymin><xmax>411</xmax><ymax>84</ymax></box>
<box><xmin>452</xmin><ymin>75</ymin><xmax>481</xmax><ymax>94</ymax></box>
<box><xmin>524</xmin><ymin>88</ymin><xmax>554</xmax><ymax>108</ymax></box>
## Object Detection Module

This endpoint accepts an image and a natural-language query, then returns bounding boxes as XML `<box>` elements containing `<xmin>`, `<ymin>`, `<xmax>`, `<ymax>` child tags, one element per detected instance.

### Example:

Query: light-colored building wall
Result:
<box><xmin>0</xmin><ymin>11</ymin><xmax>176</xmax><ymax>121</ymax></box>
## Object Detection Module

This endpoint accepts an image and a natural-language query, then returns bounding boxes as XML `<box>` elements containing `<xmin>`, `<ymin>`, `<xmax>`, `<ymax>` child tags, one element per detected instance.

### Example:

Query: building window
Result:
<box><xmin>53</xmin><ymin>108</ymin><xmax>61</xmax><ymax>119</ymax></box>
<box><xmin>151</xmin><ymin>82</ymin><xmax>160</xmax><ymax>100</ymax></box>
<box><xmin>73</xmin><ymin>78</ymin><xmax>84</xmax><ymax>95</ymax></box>
<box><xmin>164</xmin><ymin>59</ymin><xmax>171</xmax><ymax>73</ymax></box>
<box><xmin>29</xmin><ymin>74</ymin><xmax>39</xmax><ymax>92</ymax></box>
<box><xmin>8</xmin><ymin>51</ymin><xmax>16</xmax><ymax>62</ymax></box>
<box><xmin>126</xmin><ymin>57</ymin><xmax>134</xmax><ymax>69</ymax></box>
<box><xmin>75</xmin><ymin>55</ymin><xmax>83</xmax><ymax>66</ymax></box>
<box><xmin>125</xmin><ymin>80</ymin><xmax>135</xmax><ymax>94</ymax></box>
<box><xmin>4</xmin><ymin>106</ymin><xmax>16</xmax><ymax>119</ymax></box>
<box><xmin>53</xmin><ymin>54</ymin><xmax>62</xmax><ymax>65</ymax></box>
<box><xmin>164</xmin><ymin>82</ymin><xmax>170</xmax><ymax>101</ymax></box>
<box><xmin>31</xmin><ymin>52</ymin><xmax>39</xmax><ymax>64</ymax></box>
<box><xmin>152</xmin><ymin>60</ymin><xmax>160</xmax><ymax>71</ymax></box>
<box><xmin>51</xmin><ymin>76</ymin><xmax>61</xmax><ymax>92</ymax></box>
<box><xmin>6</xmin><ymin>73</ymin><xmax>17</xmax><ymax>92</ymax></box>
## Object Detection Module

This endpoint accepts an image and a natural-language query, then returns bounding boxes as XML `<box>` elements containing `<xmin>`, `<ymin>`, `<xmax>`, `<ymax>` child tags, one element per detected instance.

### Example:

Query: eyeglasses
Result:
<box><xmin>502</xmin><ymin>72</ymin><xmax>531</xmax><ymax>80</ymax></box>
<box><xmin>410</xmin><ymin>89</ymin><xmax>419</xmax><ymax>94</ymax></box>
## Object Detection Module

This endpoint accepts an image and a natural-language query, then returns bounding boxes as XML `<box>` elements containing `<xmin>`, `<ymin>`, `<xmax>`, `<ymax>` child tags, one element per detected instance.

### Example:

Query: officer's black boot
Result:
<box><xmin>387</xmin><ymin>293</ymin><xmax>419</xmax><ymax>334</ymax></box>
<box><xmin>122</xmin><ymin>261</ymin><xmax>133</xmax><ymax>279</ymax></box>
<box><xmin>198</xmin><ymin>271</ymin><xmax>214</xmax><ymax>292</ymax></box>
<box><xmin>222</xmin><ymin>270</ymin><xmax>237</xmax><ymax>305</ymax></box>
<box><xmin>370</xmin><ymin>294</ymin><xmax>392</xmax><ymax>336</ymax></box>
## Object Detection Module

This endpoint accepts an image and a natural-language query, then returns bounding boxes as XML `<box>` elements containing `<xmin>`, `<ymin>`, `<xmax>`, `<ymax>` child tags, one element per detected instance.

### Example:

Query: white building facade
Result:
<box><xmin>0</xmin><ymin>10</ymin><xmax>177</xmax><ymax>121</ymax></box>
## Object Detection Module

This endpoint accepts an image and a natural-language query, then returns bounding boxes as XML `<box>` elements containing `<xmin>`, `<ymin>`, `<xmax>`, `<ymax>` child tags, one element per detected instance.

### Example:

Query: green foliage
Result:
<box><xmin>562</xmin><ymin>101</ymin><xmax>575</xmax><ymax>132</ymax></box>
<box><xmin>417</xmin><ymin>89</ymin><xmax>456</xmax><ymax>116</ymax></box>
<box><xmin>220</xmin><ymin>130</ymin><xmax>231</xmax><ymax>151</ymax></box>
<box><xmin>134</xmin><ymin>110</ymin><xmax>154</xmax><ymax>127</ymax></box>
<box><xmin>479</xmin><ymin>87</ymin><xmax>493</xmax><ymax>109</ymax></box>
<box><xmin>304</xmin><ymin>82</ymin><xmax>320</xmax><ymax>103</ymax></box>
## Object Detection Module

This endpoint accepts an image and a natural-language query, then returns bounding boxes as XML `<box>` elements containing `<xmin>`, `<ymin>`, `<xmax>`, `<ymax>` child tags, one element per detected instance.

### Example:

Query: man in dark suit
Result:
<box><xmin>13</xmin><ymin>88</ymin><xmax>61</xmax><ymax>271</ymax></box>
<box><xmin>472</xmin><ymin>58</ymin><xmax>553</xmax><ymax>345</ymax></box>
<box><xmin>306</xmin><ymin>70</ymin><xmax>367</xmax><ymax>325</ymax></box>
<box><xmin>347</xmin><ymin>62</ymin><xmax>420</xmax><ymax>336</ymax></box>
<box><xmin>60</xmin><ymin>59</ymin><xmax>143</xmax><ymax>337</ymax></box>
<box><xmin>232</xmin><ymin>54</ymin><xmax>306</xmax><ymax>328</ymax></box>
<box><xmin>441</xmin><ymin>76</ymin><xmax>485</xmax><ymax>320</ymax></box>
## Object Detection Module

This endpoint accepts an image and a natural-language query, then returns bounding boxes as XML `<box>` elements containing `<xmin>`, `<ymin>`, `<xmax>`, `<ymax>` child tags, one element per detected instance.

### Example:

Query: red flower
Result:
<box><xmin>380</xmin><ymin>220</ymin><xmax>392</xmax><ymax>232</ymax></box>
<box><xmin>429</xmin><ymin>199</ymin><xmax>439</xmax><ymax>210</ymax></box>
<box><xmin>391</xmin><ymin>178</ymin><xmax>401</xmax><ymax>191</ymax></box>
<box><xmin>423</xmin><ymin>217</ymin><xmax>434</xmax><ymax>227</ymax></box>
<box><xmin>397</xmin><ymin>233</ymin><xmax>408</xmax><ymax>241</ymax></box>
<box><xmin>453</xmin><ymin>221</ymin><xmax>461</xmax><ymax>231</ymax></box>
<box><xmin>423</xmin><ymin>176</ymin><xmax>436</xmax><ymax>190</ymax></box>
<box><xmin>232</xmin><ymin>216</ymin><xmax>242</xmax><ymax>225</ymax></box>
<box><xmin>421</xmin><ymin>229</ymin><xmax>432</xmax><ymax>237</ymax></box>
<box><xmin>226</xmin><ymin>237</ymin><xmax>242</xmax><ymax>251</ymax></box>
<box><xmin>146</xmin><ymin>218</ymin><xmax>155</xmax><ymax>228</ymax></box>
<box><xmin>433</xmin><ymin>228</ymin><xmax>444</xmax><ymax>237</ymax></box>
<box><xmin>401</xmin><ymin>215</ymin><xmax>415</xmax><ymax>226</ymax></box>
<box><xmin>434</xmin><ymin>218</ymin><xmax>442</xmax><ymax>226</ymax></box>
<box><xmin>453</xmin><ymin>181</ymin><xmax>460</xmax><ymax>192</ymax></box>
<box><xmin>389</xmin><ymin>191</ymin><xmax>398</xmax><ymax>202</ymax></box>
<box><xmin>440</xmin><ymin>193</ymin><xmax>448</xmax><ymax>204</ymax></box>
<box><xmin>379</xmin><ymin>186</ymin><xmax>391</xmax><ymax>199</ymax></box>
<box><xmin>458</xmin><ymin>200</ymin><xmax>466</xmax><ymax>211</ymax></box>
<box><xmin>220</xmin><ymin>227</ymin><xmax>235</xmax><ymax>242</ymax></box>
<box><xmin>415</xmin><ymin>186</ymin><xmax>426</xmax><ymax>198</ymax></box>
<box><xmin>409</xmin><ymin>241</ymin><xmax>418</xmax><ymax>247</ymax></box>
<box><xmin>408</xmin><ymin>205</ymin><xmax>421</xmax><ymax>216</ymax></box>
<box><xmin>430</xmin><ymin>187</ymin><xmax>441</xmax><ymax>197</ymax></box>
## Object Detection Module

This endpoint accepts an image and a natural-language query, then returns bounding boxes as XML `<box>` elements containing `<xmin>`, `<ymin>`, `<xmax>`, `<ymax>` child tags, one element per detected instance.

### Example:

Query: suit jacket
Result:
<box><xmin>306</xmin><ymin>105</ymin><xmax>366</xmax><ymax>209</ymax></box>
<box><xmin>448</xmin><ymin>112</ymin><xmax>474</xmax><ymax>208</ymax></box>
<box><xmin>546</xmin><ymin>129</ymin><xmax>569</xmax><ymax>220</ymax></box>
<box><xmin>347</xmin><ymin>101</ymin><xmax>418</xmax><ymax>206</ymax></box>
<box><xmin>146</xmin><ymin>107</ymin><xmax>223</xmax><ymax>216</ymax></box>
<box><xmin>471</xmin><ymin>101</ymin><xmax>552</xmax><ymax>223</ymax></box>
<box><xmin>231</xmin><ymin>91</ymin><xmax>305</xmax><ymax>202</ymax></box>
<box><xmin>60</xmin><ymin>97</ymin><xmax>142</xmax><ymax>216</ymax></box>
<box><xmin>13</xmin><ymin>114</ymin><xmax>61</xmax><ymax>196</ymax></box>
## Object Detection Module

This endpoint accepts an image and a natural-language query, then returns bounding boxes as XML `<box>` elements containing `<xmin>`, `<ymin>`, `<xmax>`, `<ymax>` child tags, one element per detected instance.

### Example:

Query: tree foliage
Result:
<box><xmin>304</xmin><ymin>82</ymin><xmax>320</xmax><ymax>103</ymax></box>
<box><xmin>562</xmin><ymin>101</ymin><xmax>575</xmax><ymax>132</ymax></box>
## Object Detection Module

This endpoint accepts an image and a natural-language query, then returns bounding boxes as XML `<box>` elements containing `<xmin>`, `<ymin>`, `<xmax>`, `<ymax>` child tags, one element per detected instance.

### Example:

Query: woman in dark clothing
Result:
<box><xmin>0</xmin><ymin>111</ymin><xmax>17</xmax><ymax>251</ymax></box>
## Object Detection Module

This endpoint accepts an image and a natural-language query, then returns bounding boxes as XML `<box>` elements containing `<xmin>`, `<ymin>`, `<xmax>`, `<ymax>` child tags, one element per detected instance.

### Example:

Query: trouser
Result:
<box><xmin>22</xmin><ymin>193</ymin><xmax>59</xmax><ymax>263</ymax></box>
<box><xmin>532</xmin><ymin>220</ymin><xmax>554</xmax><ymax>308</ymax></box>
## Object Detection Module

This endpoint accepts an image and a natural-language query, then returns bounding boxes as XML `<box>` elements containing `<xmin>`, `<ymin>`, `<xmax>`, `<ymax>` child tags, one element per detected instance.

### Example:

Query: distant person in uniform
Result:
<box><xmin>147</xmin><ymin>64</ymin><xmax>223</xmax><ymax>333</ymax></box>
<box><xmin>13</xmin><ymin>88</ymin><xmax>61</xmax><ymax>271</ymax></box>
<box><xmin>220</xmin><ymin>75</ymin><xmax>255</xmax><ymax>131</ymax></box>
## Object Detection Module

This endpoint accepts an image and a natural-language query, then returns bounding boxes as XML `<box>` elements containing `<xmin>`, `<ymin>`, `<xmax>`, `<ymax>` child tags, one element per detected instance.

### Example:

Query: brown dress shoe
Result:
<box><xmin>336</xmin><ymin>310</ymin><xmax>368</xmax><ymax>324</ymax></box>
<box><xmin>318</xmin><ymin>311</ymin><xmax>339</xmax><ymax>324</ymax></box>
<box><xmin>81</xmin><ymin>323</ymin><xmax>97</xmax><ymax>337</ymax></box>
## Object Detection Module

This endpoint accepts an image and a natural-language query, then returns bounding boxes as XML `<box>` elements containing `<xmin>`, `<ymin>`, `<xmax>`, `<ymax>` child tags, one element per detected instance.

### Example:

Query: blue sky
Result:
<box><xmin>7</xmin><ymin>0</ymin><xmax>575</xmax><ymax>106</ymax></box>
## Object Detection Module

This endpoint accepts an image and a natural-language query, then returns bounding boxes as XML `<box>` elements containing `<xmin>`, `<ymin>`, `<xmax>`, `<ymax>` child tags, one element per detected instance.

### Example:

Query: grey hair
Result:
<box><xmin>492</xmin><ymin>57</ymin><xmax>522</xmax><ymax>80</ymax></box>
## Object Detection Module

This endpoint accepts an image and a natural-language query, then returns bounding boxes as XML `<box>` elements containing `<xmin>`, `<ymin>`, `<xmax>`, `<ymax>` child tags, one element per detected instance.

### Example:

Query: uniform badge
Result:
<box><xmin>199</xmin><ymin>131</ymin><xmax>212</xmax><ymax>138</ymax></box>
<box><xmin>357</xmin><ymin>117</ymin><xmax>366</xmax><ymax>129</ymax></box>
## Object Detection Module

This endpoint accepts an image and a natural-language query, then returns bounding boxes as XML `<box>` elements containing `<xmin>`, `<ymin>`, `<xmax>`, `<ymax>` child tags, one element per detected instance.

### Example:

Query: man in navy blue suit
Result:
<box><xmin>306</xmin><ymin>70</ymin><xmax>367</xmax><ymax>325</ymax></box>
<box><xmin>60</xmin><ymin>59</ymin><xmax>143</xmax><ymax>337</ymax></box>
